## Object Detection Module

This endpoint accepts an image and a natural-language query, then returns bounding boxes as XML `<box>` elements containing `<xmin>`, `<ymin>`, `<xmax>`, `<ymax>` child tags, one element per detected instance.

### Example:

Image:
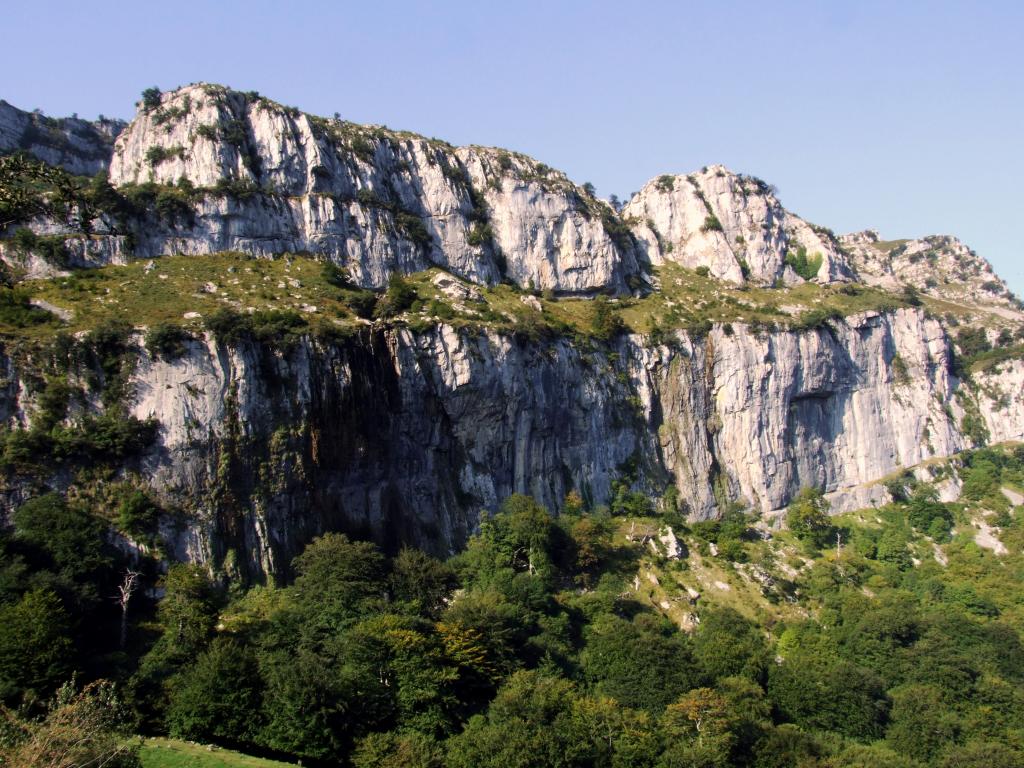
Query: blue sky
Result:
<box><xmin>3</xmin><ymin>1</ymin><xmax>1021</xmax><ymax>295</ymax></box>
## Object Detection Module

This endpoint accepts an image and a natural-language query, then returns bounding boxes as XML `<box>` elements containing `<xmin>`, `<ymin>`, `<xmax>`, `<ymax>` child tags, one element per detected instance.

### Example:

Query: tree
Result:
<box><xmin>786</xmin><ymin>488</ymin><xmax>833</xmax><ymax>549</ymax></box>
<box><xmin>692</xmin><ymin>608</ymin><xmax>769</xmax><ymax>683</ymax></box>
<box><xmin>389</xmin><ymin>547</ymin><xmax>458</xmax><ymax>619</ymax></box>
<box><xmin>166</xmin><ymin>637</ymin><xmax>264</xmax><ymax>746</ymax></box>
<box><xmin>457</xmin><ymin>495</ymin><xmax>560</xmax><ymax>585</ymax></box>
<box><xmin>156</xmin><ymin>564</ymin><xmax>218</xmax><ymax>660</ymax></box>
<box><xmin>569</xmin><ymin>516</ymin><xmax>612</xmax><ymax>587</ymax></box>
<box><xmin>885</xmin><ymin>684</ymin><xmax>958</xmax><ymax>762</ymax></box>
<box><xmin>291</xmin><ymin>533</ymin><xmax>387</xmax><ymax>632</ymax></box>
<box><xmin>0</xmin><ymin>589</ymin><xmax>73</xmax><ymax>704</ymax></box>
<box><xmin>661</xmin><ymin>687</ymin><xmax>734</xmax><ymax>768</ymax></box>
<box><xmin>352</xmin><ymin>731</ymin><xmax>443</xmax><ymax>768</ymax></box>
<box><xmin>373</xmin><ymin>273</ymin><xmax>417</xmax><ymax>319</ymax></box>
<box><xmin>591</xmin><ymin>296</ymin><xmax>624</xmax><ymax>341</ymax></box>
<box><xmin>768</xmin><ymin>653</ymin><xmax>889</xmax><ymax>739</ymax></box>
<box><xmin>13</xmin><ymin>493</ymin><xmax>113</xmax><ymax>604</ymax></box>
<box><xmin>581</xmin><ymin>614</ymin><xmax>700</xmax><ymax>713</ymax></box>
<box><xmin>445</xmin><ymin>671</ymin><xmax>589</xmax><ymax>768</ymax></box>
<box><xmin>141</xmin><ymin>87</ymin><xmax>162</xmax><ymax>110</ymax></box>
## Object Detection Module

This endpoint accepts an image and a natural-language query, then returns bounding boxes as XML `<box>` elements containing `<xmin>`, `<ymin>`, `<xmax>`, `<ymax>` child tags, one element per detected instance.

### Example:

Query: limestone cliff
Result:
<box><xmin>1</xmin><ymin>83</ymin><xmax>1023</xmax><ymax>582</ymax></box>
<box><xmin>0</xmin><ymin>99</ymin><xmax>124</xmax><ymax>176</ymax></box>
<box><xmin>624</xmin><ymin>165</ymin><xmax>854</xmax><ymax>285</ymax></box>
<box><xmin>0</xmin><ymin>306</ymin><xmax>1018</xmax><ymax>580</ymax></box>
<box><xmin>99</xmin><ymin>84</ymin><xmax>640</xmax><ymax>293</ymax></box>
<box><xmin>840</xmin><ymin>229</ymin><xmax>1022</xmax><ymax>312</ymax></box>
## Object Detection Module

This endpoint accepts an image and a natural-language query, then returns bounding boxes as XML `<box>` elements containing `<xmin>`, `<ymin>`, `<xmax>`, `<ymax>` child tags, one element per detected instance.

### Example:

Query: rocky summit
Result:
<box><xmin>0</xmin><ymin>83</ymin><xmax>1022</xmax><ymax>580</ymax></box>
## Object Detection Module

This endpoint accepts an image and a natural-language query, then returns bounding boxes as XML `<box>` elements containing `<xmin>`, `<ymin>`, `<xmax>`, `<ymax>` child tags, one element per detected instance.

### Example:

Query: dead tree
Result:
<box><xmin>116</xmin><ymin>570</ymin><xmax>141</xmax><ymax>649</ymax></box>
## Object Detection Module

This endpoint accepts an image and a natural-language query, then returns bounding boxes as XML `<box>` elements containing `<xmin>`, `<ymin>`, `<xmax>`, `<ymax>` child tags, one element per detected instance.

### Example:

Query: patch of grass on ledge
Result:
<box><xmin>9</xmin><ymin>253</ymin><xmax>918</xmax><ymax>343</ymax></box>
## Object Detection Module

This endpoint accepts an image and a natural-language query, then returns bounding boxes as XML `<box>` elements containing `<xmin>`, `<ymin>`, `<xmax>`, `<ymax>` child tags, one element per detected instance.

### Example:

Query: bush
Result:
<box><xmin>203</xmin><ymin>308</ymin><xmax>251</xmax><ymax>344</ymax></box>
<box><xmin>117</xmin><ymin>490</ymin><xmax>160</xmax><ymax>540</ymax></box>
<box><xmin>345</xmin><ymin>290</ymin><xmax>378</xmax><ymax>319</ymax></box>
<box><xmin>590</xmin><ymin>296</ymin><xmax>624</xmax><ymax>341</ymax></box>
<box><xmin>467</xmin><ymin>223</ymin><xmax>493</xmax><ymax>247</ymax></box>
<box><xmin>395</xmin><ymin>212</ymin><xmax>432</xmax><ymax>248</ymax></box>
<box><xmin>956</xmin><ymin>327</ymin><xmax>991</xmax><ymax>358</ymax></box>
<box><xmin>145</xmin><ymin>322</ymin><xmax>192</xmax><ymax>360</ymax></box>
<box><xmin>0</xmin><ymin>288</ymin><xmax>57</xmax><ymax>329</ymax></box>
<box><xmin>787</xmin><ymin>488</ymin><xmax>834</xmax><ymax>549</ymax></box>
<box><xmin>701</xmin><ymin>214</ymin><xmax>723</xmax><ymax>233</ymax></box>
<box><xmin>785</xmin><ymin>246</ymin><xmax>823</xmax><ymax>280</ymax></box>
<box><xmin>145</xmin><ymin>145</ymin><xmax>185</xmax><ymax>167</ymax></box>
<box><xmin>141</xmin><ymin>87</ymin><xmax>162</xmax><ymax>110</ymax></box>
<box><xmin>373</xmin><ymin>274</ymin><xmax>417</xmax><ymax>319</ymax></box>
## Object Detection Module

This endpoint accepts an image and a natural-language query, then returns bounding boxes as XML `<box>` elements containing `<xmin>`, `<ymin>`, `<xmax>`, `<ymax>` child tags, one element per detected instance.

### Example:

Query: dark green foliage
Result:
<box><xmin>0</xmin><ymin>589</ymin><xmax>73</xmax><ymax>704</ymax></box>
<box><xmin>292</xmin><ymin>533</ymin><xmax>387</xmax><ymax>631</ymax></box>
<box><xmin>600</xmin><ymin>208</ymin><xmax>634</xmax><ymax>252</ymax></box>
<box><xmin>141</xmin><ymin>87</ymin><xmax>162</xmax><ymax>110</ymax></box>
<box><xmin>785</xmin><ymin>246</ymin><xmax>823</xmax><ymax>280</ymax></box>
<box><xmin>204</xmin><ymin>307</ymin><xmax>307</xmax><ymax>345</ymax></box>
<box><xmin>9</xmin><ymin>227</ymin><xmax>70</xmax><ymax>265</ymax></box>
<box><xmin>166</xmin><ymin>638</ymin><xmax>263</xmax><ymax>745</ymax></box>
<box><xmin>144</xmin><ymin>145</ymin><xmax>186</xmax><ymax>167</ymax></box>
<box><xmin>786</xmin><ymin>488</ymin><xmax>834</xmax><ymax>549</ymax></box>
<box><xmin>396</xmin><ymin>212</ymin><xmax>432</xmax><ymax>248</ymax></box>
<box><xmin>956</xmin><ymin>326</ymin><xmax>991</xmax><ymax>358</ymax></box>
<box><xmin>144</xmin><ymin>322</ymin><xmax>191</xmax><ymax>360</ymax></box>
<box><xmin>581</xmin><ymin>614</ymin><xmax>700</xmax><ymax>713</ymax></box>
<box><xmin>768</xmin><ymin>652</ymin><xmax>889</xmax><ymax>738</ymax></box>
<box><xmin>373</xmin><ymin>273</ymin><xmax>417</xmax><ymax>319</ymax></box>
<box><xmin>0</xmin><ymin>287</ymin><xmax>57</xmax><ymax>328</ymax></box>
<box><xmin>590</xmin><ymin>295</ymin><xmax>624</xmax><ymax>341</ymax></box>
<box><xmin>702</xmin><ymin>214</ymin><xmax>724</xmax><ymax>233</ymax></box>
<box><xmin>345</xmin><ymin>289</ymin><xmax>378</xmax><ymax>319</ymax></box>
<box><xmin>321</xmin><ymin>261</ymin><xmax>353</xmax><ymax>288</ymax></box>
<box><xmin>389</xmin><ymin>547</ymin><xmax>459</xmax><ymax>619</ymax></box>
<box><xmin>14</xmin><ymin>494</ymin><xmax>113</xmax><ymax>590</ymax></box>
<box><xmin>656</xmin><ymin>174</ymin><xmax>675</xmax><ymax>193</ymax></box>
<box><xmin>692</xmin><ymin>608</ymin><xmax>770</xmax><ymax>683</ymax></box>
<box><xmin>466</xmin><ymin>222</ymin><xmax>493</xmax><ymax>247</ymax></box>
<box><xmin>793</xmin><ymin>305</ymin><xmax>843</xmax><ymax>331</ymax></box>
<box><xmin>116</xmin><ymin>490</ymin><xmax>160</xmax><ymax>540</ymax></box>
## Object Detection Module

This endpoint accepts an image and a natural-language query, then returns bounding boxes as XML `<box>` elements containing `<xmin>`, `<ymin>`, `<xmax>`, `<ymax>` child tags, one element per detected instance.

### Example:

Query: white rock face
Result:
<box><xmin>0</xmin><ymin>306</ymin><xmax>1018</xmax><ymax>578</ymax></box>
<box><xmin>840</xmin><ymin>230</ymin><xmax>1022</xmax><ymax>312</ymax></box>
<box><xmin>102</xmin><ymin>85</ymin><xmax>638</xmax><ymax>293</ymax></box>
<box><xmin>624</xmin><ymin>165</ymin><xmax>854</xmax><ymax>285</ymax></box>
<box><xmin>0</xmin><ymin>99</ymin><xmax>124</xmax><ymax>176</ymax></box>
<box><xmin>976</xmin><ymin>359</ymin><xmax>1024</xmax><ymax>444</ymax></box>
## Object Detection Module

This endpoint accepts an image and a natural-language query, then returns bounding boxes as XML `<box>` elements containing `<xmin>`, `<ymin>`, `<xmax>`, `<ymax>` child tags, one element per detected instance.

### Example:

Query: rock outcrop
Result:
<box><xmin>0</xmin><ymin>99</ymin><xmax>125</xmax><ymax>176</ymax></box>
<box><xmin>840</xmin><ymin>230</ymin><xmax>1022</xmax><ymax>312</ymax></box>
<box><xmin>101</xmin><ymin>84</ymin><xmax>640</xmax><ymax>293</ymax></box>
<box><xmin>624</xmin><ymin>165</ymin><xmax>854</xmax><ymax>285</ymax></box>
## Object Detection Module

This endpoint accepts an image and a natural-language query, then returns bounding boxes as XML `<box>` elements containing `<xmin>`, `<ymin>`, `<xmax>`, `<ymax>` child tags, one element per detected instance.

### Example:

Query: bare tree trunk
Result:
<box><xmin>117</xmin><ymin>571</ymin><xmax>140</xmax><ymax>649</ymax></box>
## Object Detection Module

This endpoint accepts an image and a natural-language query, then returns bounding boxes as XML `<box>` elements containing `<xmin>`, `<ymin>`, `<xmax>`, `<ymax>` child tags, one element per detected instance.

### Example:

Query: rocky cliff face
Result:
<box><xmin>624</xmin><ymin>165</ymin><xmax>854</xmax><ymax>285</ymax></box>
<box><xmin>0</xmin><ymin>99</ymin><xmax>124</xmax><ymax>176</ymax></box>
<box><xmin>840</xmin><ymin>229</ymin><xmax>1022</xmax><ymax>312</ymax></box>
<box><xmin>1</xmin><ymin>82</ymin><xmax>1023</xmax><ymax>582</ymax></box>
<box><xmin>98</xmin><ymin>84</ymin><xmax>640</xmax><ymax>293</ymax></box>
<box><xmin>3</xmin><ymin>306</ymin><xmax>1017</xmax><ymax>581</ymax></box>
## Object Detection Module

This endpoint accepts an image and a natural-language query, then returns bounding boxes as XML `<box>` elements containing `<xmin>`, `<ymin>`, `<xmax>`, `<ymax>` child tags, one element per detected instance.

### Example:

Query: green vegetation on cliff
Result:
<box><xmin>1</xmin><ymin>446</ymin><xmax>1023</xmax><ymax>767</ymax></box>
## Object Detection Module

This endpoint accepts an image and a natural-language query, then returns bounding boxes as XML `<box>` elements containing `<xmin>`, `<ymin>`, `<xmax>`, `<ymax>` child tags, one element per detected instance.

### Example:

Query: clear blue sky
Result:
<box><xmin>3</xmin><ymin>0</ymin><xmax>1021</xmax><ymax>295</ymax></box>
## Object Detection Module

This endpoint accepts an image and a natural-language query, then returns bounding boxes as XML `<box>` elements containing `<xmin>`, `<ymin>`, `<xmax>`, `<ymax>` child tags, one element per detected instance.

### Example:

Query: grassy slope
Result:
<box><xmin>8</xmin><ymin>252</ymin><xmax>921</xmax><ymax>340</ymax></box>
<box><xmin>139</xmin><ymin>738</ymin><xmax>295</xmax><ymax>768</ymax></box>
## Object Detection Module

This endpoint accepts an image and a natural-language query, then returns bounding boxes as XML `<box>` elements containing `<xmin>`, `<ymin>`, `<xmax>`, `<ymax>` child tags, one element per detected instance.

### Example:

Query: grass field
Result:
<box><xmin>139</xmin><ymin>738</ymin><xmax>295</xmax><ymax>768</ymax></box>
